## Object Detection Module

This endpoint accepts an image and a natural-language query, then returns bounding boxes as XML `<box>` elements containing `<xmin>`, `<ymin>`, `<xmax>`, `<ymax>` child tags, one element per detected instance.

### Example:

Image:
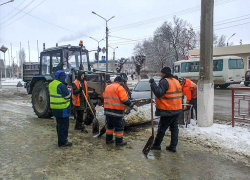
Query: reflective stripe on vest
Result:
<box><xmin>103</xmin><ymin>83</ymin><xmax>128</xmax><ymax>111</ymax></box>
<box><xmin>156</xmin><ymin>78</ymin><xmax>182</xmax><ymax>111</ymax></box>
<box><xmin>71</xmin><ymin>80</ymin><xmax>88</xmax><ymax>106</ymax></box>
<box><xmin>49</xmin><ymin>80</ymin><xmax>70</xmax><ymax>109</ymax></box>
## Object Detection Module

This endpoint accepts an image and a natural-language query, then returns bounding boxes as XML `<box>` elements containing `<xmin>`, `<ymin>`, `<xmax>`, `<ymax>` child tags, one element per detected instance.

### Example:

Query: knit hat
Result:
<box><xmin>161</xmin><ymin>67</ymin><xmax>171</xmax><ymax>74</ymax></box>
<box><xmin>114</xmin><ymin>76</ymin><xmax>123</xmax><ymax>82</ymax></box>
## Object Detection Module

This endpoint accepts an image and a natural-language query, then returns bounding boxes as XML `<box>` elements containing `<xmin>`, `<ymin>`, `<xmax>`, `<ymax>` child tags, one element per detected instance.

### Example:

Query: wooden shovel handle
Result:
<box><xmin>78</xmin><ymin>80</ymin><xmax>96</xmax><ymax>118</ymax></box>
<box><xmin>151</xmin><ymin>88</ymin><xmax>154</xmax><ymax>137</ymax></box>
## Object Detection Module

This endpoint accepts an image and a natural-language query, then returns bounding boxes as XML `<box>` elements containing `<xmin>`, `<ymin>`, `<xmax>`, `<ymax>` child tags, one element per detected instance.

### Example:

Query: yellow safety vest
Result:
<box><xmin>49</xmin><ymin>80</ymin><xmax>70</xmax><ymax>109</ymax></box>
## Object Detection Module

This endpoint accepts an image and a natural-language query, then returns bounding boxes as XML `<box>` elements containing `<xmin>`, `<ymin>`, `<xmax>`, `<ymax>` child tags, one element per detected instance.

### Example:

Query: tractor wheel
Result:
<box><xmin>32</xmin><ymin>80</ymin><xmax>52</xmax><ymax>118</ymax></box>
<box><xmin>26</xmin><ymin>82</ymin><xmax>32</xmax><ymax>94</ymax></box>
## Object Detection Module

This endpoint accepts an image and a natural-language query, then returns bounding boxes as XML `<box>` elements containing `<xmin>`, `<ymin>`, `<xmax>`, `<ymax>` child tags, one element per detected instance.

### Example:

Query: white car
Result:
<box><xmin>131</xmin><ymin>79</ymin><xmax>160</xmax><ymax>99</ymax></box>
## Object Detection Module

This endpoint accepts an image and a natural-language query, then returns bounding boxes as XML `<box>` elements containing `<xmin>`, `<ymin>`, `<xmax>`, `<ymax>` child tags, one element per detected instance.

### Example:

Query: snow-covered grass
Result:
<box><xmin>179</xmin><ymin>120</ymin><xmax>250</xmax><ymax>158</ymax></box>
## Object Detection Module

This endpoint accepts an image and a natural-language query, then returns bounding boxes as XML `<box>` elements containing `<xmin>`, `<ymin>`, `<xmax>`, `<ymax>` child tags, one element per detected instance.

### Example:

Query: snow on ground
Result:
<box><xmin>1</xmin><ymin>78</ymin><xmax>24</xmax><ymax>86</ymax></box>
<box><xmin>179</xmin><ymin>120</ymin><xmax>250</xmax><ymax>158</ymax></box>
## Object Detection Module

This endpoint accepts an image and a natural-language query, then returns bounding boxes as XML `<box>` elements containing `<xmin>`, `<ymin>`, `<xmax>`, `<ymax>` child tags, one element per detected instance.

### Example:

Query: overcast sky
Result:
<box><xmin>0</xmin><ymin>0</ymin><xmax>250</xmax><ymax>65</ymax></box>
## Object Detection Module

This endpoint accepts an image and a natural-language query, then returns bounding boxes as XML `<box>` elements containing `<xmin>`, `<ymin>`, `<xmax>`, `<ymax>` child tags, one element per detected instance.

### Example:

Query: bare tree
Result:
<box><xmin>132</xmin><ymin>55</ymin><xmax>146</xmax><ymax>81</ymax></box>
<box><xmin>217</xmin><ymin>35</ymin><xmax>226</xmax><ymax>47</ymax></box>
<box><xmin>155</xmin><ymin>16</ymin><xmax>198</xmax><ymax>62</ymax></box>
<box><xmin>116</xmin><ymin>57</ymin><xmax>128</xmax><ymax>73</ymax></box>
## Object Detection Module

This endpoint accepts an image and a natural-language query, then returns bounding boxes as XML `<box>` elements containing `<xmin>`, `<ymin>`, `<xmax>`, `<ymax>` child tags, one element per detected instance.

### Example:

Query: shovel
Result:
<box><xmin>79</xmin><ymin>81</ymin><xmax>99</xmax><ymax>134</ymax></box>
<box><xmin>142</xmin><ymin>88</ymin><xmax>154</xmax><ymax>156</ymax></box>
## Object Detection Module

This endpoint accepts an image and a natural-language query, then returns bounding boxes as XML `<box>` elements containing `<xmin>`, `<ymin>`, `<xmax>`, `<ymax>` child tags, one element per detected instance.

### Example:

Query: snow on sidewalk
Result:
<box><xmin>179</xmin><ymin>120</ymin><xmax>250</xmax><ymax>158</ymax></box>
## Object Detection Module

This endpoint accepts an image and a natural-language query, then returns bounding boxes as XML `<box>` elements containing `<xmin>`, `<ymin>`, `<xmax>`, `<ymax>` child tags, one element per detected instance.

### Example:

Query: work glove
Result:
<box><xmin>79</xmin><ymin>87</ymin><xmax>83</xmax><ymax>92</ymax></box>
<box><xmin>149</xmin><ymin>79</ymin><xmax>154</xmax><ymax>84</ymax></box>
<box><xmin>132</xmin><ymin>105</ymin><xmax>138</xmax><ymax>112</ymax></box>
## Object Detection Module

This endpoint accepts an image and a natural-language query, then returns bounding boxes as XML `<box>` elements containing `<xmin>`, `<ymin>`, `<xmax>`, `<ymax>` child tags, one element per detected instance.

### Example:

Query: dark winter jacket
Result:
<box><xmin>151</xmin><ymin>74</ymin><xmax>183</xmax><ymax>117</ymax></box>
<box><xmin>72</xmin><ymin>70</ymin><xmax>88</xmax><ymax>110</ymax></box>
<box><xmin>52</xmin><ymin>70</ymin><xmax>71</xmax><ymax>118</ymax></box>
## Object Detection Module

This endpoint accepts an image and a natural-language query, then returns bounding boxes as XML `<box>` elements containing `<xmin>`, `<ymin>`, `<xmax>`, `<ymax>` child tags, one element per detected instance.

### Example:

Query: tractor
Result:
<box><xmin>30</xmin><ymin>41</ymin><xmax>129</xmax><ymax>118</ymax></box>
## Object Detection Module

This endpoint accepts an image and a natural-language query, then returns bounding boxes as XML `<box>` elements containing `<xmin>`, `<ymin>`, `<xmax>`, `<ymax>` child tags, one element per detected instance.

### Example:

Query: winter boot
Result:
<box><xmin>74</xmin><ymin>123</ymin><xmax>82</xmax><ymax>130</ymax></box>
<box><xmin>115</xmin><ymin>137</ymin><xmax>127</xmax><ymax>146</ymax></box>
<box><xmin>166</xmin><ymin>146</ymin><xmax>176</xmax><ymax>152</ymax></box>
<box><xmin>151</xmin><ymin>145</ymin><xmax>161</xmax><ymax>150</ymax></box>
<box><xmin>106</xmin><ymin>134</ymin><xmax>114</xmax><ymax>144</ymax></box>
<box><xmin>81</xmin><ymin>125</ymin><xmax>88</xmax><ymax>134</ymax></box>
<box><xmin>59</xmin><ymin>141</ymin><xmax>73</xmax><ymax>147</ymax></box>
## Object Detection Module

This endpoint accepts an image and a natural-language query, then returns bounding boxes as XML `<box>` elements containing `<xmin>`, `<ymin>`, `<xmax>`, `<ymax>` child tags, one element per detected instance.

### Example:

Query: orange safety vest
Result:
<box><xmin>156</xmin><ymin>78</ymin><xmax>182</xmax><ymax>111</ymax></box>
<box><xmin>103</xmin><ymin>82</ymin><xmax>129</xmax><ymax>111</ymax></box>
<box><xmin>182</xmin><ymin>79</ymin><xmax>197</xmax><ymax>103</ymax></box>
<box><xmin>72</xmin><ymin>80</ymin><xmax>88</xmax><ymax>106</ymax></box>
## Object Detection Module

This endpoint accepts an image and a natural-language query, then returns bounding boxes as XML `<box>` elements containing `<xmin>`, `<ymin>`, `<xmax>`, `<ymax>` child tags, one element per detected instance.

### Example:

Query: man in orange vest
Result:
<box><xmin>149</xmin><ymin>67</ymin><xmax>182</xmax><ymax>152</ymax></box>
<box><xmin>103</xmin><ymin>76</ymin><xmax>138</xmax><ymax>146</ymax></box>
<box><xmin>179</xmin><ymin>78</ymin><xmax>197</xmax><ymax>120</ymax></box>
<box><xmin>72</xmin><ymin>70</ymin><xmax>89</xmax><ymax>133</ymax></box>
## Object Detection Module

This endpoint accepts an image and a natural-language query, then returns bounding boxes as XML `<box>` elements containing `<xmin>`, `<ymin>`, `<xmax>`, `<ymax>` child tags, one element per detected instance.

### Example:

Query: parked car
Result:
<box><xmin>131</xmin><ymin>79</ymin><xmax>160</xmax><ymax>99</ymax></box>
<box><xmin>244</xmin><ymin>70</ymin><xmax>250</xmax><ymax>86</ymax></box>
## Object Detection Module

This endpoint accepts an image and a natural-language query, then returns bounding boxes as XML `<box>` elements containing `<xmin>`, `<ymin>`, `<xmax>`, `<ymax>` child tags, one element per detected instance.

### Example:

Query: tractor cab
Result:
<box><xmin>39</xmin><ymin>44</ymin><xmax>90</xmax><ymax>85</ymax></box>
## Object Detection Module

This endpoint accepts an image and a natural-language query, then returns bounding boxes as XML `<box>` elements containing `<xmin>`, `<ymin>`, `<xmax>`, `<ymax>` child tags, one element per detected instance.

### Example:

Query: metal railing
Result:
<box><xmin>232</xmin><ymin>87</ymin><xmax>250</xmax><ymax>127</ymax></box>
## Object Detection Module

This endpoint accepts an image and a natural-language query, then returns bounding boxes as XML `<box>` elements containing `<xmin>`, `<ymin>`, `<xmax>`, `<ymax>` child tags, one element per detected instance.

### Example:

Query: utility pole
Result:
<box><xmin>37</xmin><ymin>40</ymin><xmax>39</xmax><ymax>61</ymax></box>
<box><xmin>106</xmin><ymin>24</ymin><xmax>108</xmax><ymax>71</ymax></box>
<box><xmin>11</xmin><ymin>43</ymin><xmax>13</xmax><ymax>79</ymax></box>
<box><xmin>109</xmin><ymin>46</ymin><xmax>118</xmax><ymax>72</ymax></box>
<box><xmin>89</xmin><ymin>37</ymin><xmax>104</xmax><ymax>69</ymax></box>
<box><xmin>198</xmin><ymin>0</ymin><xmax>214</xmax><ymax>127</ymax></box>
<box><xmin>8</xmin><ymin>48</ymin><xmax>10</xmax><ymax>78</ymax></box>
<box><xmin>92</xmin><ymin>11</ymin><xmax>115</xmax><ymax>72</ymax></box>
<box><xmin>16</xmin><ymin>51</ymin><xmax>19</xmax><ymax>78</ymax></box>
<box><xmin>28</xmin><ymin>41</ymin><xmax>30</xmax><ymax>62</ymax></box>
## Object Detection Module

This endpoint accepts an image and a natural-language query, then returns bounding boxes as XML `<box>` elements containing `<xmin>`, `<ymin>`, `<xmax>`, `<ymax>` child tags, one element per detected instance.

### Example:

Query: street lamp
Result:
<box><xmin>92</xmin><ymin>11</ymin><xmax>115</xmax><ymax>72</ymax></box>
<box><xmin>0</xmin><ymin>0</ymin><xmax>14</xmax><ymax>6</ymax></box>
<box><xmin>109</xmin><ymin>46</ymin><xmax>118</xmax><ymax>72</ymax></box>
<box><xmin>89</xmin><ymin>37</ymin><xmax>104</xmax><ymax>69</ymax></box>
<box><xmin>227</xmin><ymin>33</ymin><xmax>236</xmax><ymax>46</ymax></box>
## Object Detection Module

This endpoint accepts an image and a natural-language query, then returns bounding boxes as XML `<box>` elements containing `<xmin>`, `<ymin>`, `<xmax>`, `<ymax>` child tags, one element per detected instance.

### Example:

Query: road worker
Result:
<box><xmin>72</xmin><ymin>70</ymin><xmax>89</xmax><ymax>133</ymax></box>
<box><xmin>179</xmin><ymin>78</ymin><xmax>197</xmax><ymax>120</ymax></box>
<box><xmin>149</xmin><ymin>67</ymin><xmax>182</xmax><ymax>152</ymax></box>
<box><xmin>103</xmin><ymin>76</ymin><xmax>138</xmax><ymax>146</ymax></box>
<box><xmin>49</xmin><ymin>70</ymin><xmax>72</xmax><ymax>147</ymax></box>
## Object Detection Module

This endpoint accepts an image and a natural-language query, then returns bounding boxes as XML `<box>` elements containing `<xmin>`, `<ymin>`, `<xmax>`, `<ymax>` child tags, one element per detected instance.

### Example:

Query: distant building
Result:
<box><xmin>189</xmin><ymin>44</ymin><xmax>250</xmax><ymax>72</ymax></box>
<box><xmin>92</xmin><ymin>60</ymin><xmax>134</xmax><ymax>74</ymax></box>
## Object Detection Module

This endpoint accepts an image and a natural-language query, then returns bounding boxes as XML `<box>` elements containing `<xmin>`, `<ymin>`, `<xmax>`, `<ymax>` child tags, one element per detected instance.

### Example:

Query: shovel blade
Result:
<box><xmin>93</xmin><ymin>125</ymin><xmax>106</xmax><ymax>138</ymax></box>
<box><xmin>92</xmin><ymin>118</ymin><xmax>100</xmax><ymax>135</ymax></box>
<box><xmin>142</xmin><ymin>136</ymin><xmax>154</xmax><ymax>156</ymax></box>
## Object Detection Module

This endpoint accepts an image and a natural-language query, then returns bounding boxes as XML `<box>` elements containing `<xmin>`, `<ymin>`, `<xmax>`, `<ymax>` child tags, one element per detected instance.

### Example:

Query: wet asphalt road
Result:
<box><xmin>0</xmin><ymin>86</ymin><xmax>250</xmax><ymax>180</ymax></box>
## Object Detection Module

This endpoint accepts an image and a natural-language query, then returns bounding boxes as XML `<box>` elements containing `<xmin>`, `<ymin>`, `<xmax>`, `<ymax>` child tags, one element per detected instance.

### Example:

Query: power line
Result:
<box><xmin>109</xmin><ymin>21</ymin><xmax>250</xmax><ymax>46</ymax></box>
<box><xmin>110</xmin><ymin>0</ymin><xmax>238</xmax><ymax>32</ymax></box>
<box><xmin>0</xmin><ymin>0</ymin><xmax>90</xmax><ymax>39</ymax></box>
<box><xmin>1</xmin><ymin>0</ymin><xmax>35</xmax><ymax>25</ymax></box>
<box><xmin>0</xmin><ymin>0</ymin><xmax>27</xmax><ymax>21</ymax></box>
<box><xmin>0</xmin><ymin>0</ymin><xmax>45</xmax><ymax>29</ymax></box>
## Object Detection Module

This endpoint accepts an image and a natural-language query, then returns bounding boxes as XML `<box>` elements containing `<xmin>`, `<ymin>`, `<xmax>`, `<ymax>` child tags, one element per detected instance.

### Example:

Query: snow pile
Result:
<box><xmin>124</xmin><ymin>104</ymin><xmax>155</xmax><ymax>126</ymax></box>
<box><xmin>179</xmin><ymin>121</ymin><xmax>250</xmax><ymax>158</ymax></box>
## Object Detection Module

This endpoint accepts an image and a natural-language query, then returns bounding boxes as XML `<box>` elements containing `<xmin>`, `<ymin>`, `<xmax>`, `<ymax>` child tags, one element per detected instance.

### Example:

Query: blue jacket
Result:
<box><xmin>52</xmin><ymin>70</ymin><xmax>71</xmax><ymax>118</ymax></box>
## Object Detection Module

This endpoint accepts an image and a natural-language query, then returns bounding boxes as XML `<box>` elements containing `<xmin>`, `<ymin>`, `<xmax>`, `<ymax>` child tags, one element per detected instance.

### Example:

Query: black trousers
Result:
<box><xmin>106</xmin><ymin>115</ymin><xmax>124</xmax><ymax>143</ymax></box>
<box><xmin>153</xmin><ymin>115</ymin><xmax>179</xmax><ymax>147</ymax></box>
<box><xmin>189</xmin><ymin>98</ymin><xmax>197</xmax><ymax>119</ymax></box>
<box><xmin>75</xmin><ymin>110</ymin><xmax>84</xmax><ymax>128</ymax></box>
<box><xmin>56</xmin><ymin>116</ymin><xmax>69</xmax><ymax>146</ymax></box>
